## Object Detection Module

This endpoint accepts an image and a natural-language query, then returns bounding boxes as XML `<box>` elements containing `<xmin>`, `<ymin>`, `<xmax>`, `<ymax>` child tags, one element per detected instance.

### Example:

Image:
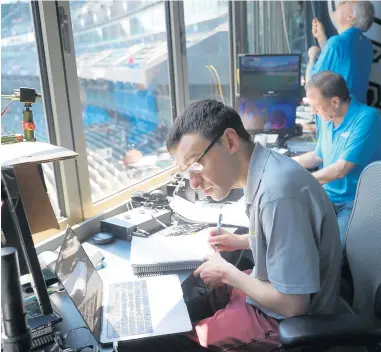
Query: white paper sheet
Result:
<box><xmin>169</xmin><ymin>196</ymin><xmax>249</xmax><ymax>228</ymax></box>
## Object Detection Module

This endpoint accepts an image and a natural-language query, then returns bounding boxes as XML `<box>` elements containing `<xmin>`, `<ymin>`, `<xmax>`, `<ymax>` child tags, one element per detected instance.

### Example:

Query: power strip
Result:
<box><xmin>24</xmin><ymin>300</ymin><xmax>61</xmax><ymax>351</ymax></box>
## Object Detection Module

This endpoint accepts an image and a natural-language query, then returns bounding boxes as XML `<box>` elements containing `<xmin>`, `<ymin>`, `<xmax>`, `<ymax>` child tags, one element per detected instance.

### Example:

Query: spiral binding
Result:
<box><xmin>132</xmin><ymin>260</ymin><xmax>203</xmax><ymax>277</ymax></box>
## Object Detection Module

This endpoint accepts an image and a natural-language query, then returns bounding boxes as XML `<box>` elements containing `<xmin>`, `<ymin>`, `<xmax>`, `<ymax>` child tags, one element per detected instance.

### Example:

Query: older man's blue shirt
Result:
<box><xmin>311</xmin><ymin>28</ymin><xmax>373</xmax><ymax>103</ymax></box>
<box><xmin>315</xmin><ymin>98</ymin><xmax>381</xmax><ymax>204</ymax></box>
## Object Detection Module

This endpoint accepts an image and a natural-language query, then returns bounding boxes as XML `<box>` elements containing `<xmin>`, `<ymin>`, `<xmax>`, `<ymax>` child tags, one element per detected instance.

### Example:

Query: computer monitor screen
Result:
<box><xmin>239</xmin><ymin>54</ymin><xmax>301</xmax><ymax>94</ymax></box>
<box><xmin>55</xmin><ymin>227</ymin><xmax>103</xmax><ymax>342</ymax></box>
<box><xmin>239</xmin><ymin>94</ymin><xmax>298</xmax><ymax>133</ymax></box>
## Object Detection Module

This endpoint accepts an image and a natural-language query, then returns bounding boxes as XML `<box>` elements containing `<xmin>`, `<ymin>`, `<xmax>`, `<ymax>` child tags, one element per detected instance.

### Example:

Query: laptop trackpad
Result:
<box><xmin>146</xmin><ymin>275</ymin><xmax>192</xmax><ymax>336</ymax></box>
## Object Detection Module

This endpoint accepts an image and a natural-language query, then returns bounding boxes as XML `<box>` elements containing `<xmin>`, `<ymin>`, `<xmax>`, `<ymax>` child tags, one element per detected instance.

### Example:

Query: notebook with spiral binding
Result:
<box><xmin>130</xmin><ymin>228</ymin><xmax>214</xmax><ymax>276</ymax></box>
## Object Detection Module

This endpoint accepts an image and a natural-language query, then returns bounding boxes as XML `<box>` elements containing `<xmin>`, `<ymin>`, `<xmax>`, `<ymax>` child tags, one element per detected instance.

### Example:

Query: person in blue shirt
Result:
<box><xmin>294</xmin><ymin>71</ymin><xmax>381</xmax><ymax>245</ymax></box>
<box><xmin>307</xmin><ymin>1</ymin><xmax>374</xmax><ymax>103</ymax></box>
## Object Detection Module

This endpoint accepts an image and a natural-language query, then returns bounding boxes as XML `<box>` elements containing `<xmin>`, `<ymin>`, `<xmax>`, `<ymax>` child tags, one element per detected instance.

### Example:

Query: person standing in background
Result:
<box><xmin>306</xmin><ymin>1</ymin><xmax>374</xmax><ymax>104</ymax></box>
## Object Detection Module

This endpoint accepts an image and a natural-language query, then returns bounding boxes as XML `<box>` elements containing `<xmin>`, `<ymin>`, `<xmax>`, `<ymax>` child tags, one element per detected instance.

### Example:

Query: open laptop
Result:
<box><xmin>54</xmin><ymin>226</ymin><xmax>192</xmax><ymax>345</ymax></box>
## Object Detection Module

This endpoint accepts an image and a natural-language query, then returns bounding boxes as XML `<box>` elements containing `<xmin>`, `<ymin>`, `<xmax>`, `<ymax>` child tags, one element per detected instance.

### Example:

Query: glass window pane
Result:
<box><xmin>69</xmin><ymin>1</ymin><xmax>174</xmax><ymax>203</ymax></box>
<box><xmin>247</xmin><ymin>1</ymin><xmax>265</xmax><ymax>54</ymax></box>
<box><xmin>1</xmin><ymin>1</ymin><xmax>61</xmax><ymax>219</ymax></box>
<box><xmin>283</xmin><ymin>1</ymin><xmax>308</xmax><ymax>77</ymax></box>
<box><xmin>184</xmin><ymin>1</ymin><xmax>231</xmax><ymax>106</ymax></box>
<box><xmin>246</xmin><ymin>1</ymin><xmax>308</xmax><ymax>77</ymax></box>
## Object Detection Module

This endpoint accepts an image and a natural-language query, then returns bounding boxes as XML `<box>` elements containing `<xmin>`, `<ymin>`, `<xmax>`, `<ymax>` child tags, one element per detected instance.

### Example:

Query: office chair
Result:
<box><xmin>279</xmin><ymin>161</ymin><xmax>381</xmax><ymax>351</ymax></box>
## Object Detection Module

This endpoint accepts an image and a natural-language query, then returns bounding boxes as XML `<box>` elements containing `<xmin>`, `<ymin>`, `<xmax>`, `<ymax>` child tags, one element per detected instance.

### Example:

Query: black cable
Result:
<box><xmin>234</xmin><ymin>249</ymin><xmax>245</xmax><ymax>268</ymax></box>
<box><xmin>63</xmin><ymin>326</ymin><xmax>93</xmax><ymax>352</ymax></box>
<box><xmin>63</xmin><ymin>326</ymin><xmax>89</xmax><ymax>341</ymax></box>
<box><xmin>310</xmin><ymin>0</ymin><xmax>316</xmax><ymax>19</ymax></box>
<box><xmin>48</xmin><ymin>325</ymin><xmax>96</xmax><ymax>352</ymax></box>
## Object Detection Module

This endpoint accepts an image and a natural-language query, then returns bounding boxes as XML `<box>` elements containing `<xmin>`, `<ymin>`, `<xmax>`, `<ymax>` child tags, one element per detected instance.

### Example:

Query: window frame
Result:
<box><xmin>5</xmin><ymin>0</ymin><xmax>237</xmax><ymax>244</ymax></box>
<box><xmin>31</xmin><ymin>1</ymin><xmax>66</xmax><ymax>218</ymax></box>
<box><xmin>38</xmin><ymin>0</ymin><xmax>185</xmax><ymax>221</ymax></box>
<box><xmin>38</xmin><ymin>0</ymin><xmax>85</xmax><ymax>223</ymax></box>
<box><xmin>166</xmin><ymin>1</ymin><xmax>189</xmax><ymax>114</ymax></box>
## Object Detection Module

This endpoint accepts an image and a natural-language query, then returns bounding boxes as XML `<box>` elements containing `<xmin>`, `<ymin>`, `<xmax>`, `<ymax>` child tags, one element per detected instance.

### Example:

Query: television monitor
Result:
<box><xmin>238</xmin><ymin>54</ymin><xmax>301</xmax><ymax>136</ymax></box>
<box><xmin>238</xmin><ymin>94</ymin><xmax>298</xmax><ymax>134</ymax></box>
<box><xmin>239</xmin><ymin>54</ymin><xmax>301</xmax><ymax>95</ymax></box>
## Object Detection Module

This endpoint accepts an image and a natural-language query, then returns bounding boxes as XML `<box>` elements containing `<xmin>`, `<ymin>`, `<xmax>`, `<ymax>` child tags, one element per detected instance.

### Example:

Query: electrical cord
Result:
<box><xmin>63</xmin><ymin>326</ymin><xmax>91</xmax><ymax>347</ymax></box>
<box><xmin>173</xmin><ymin>177</ymin><xmax>185</xmax><ymax>197</ymax></box>
<box><xmin>1</xmin><ymin>99</ymin><xmax>15</xmax><ymax>117</ymax></box>
<box><xmin>310</xmin><ymin>0</ymin><xmax>317</xmax><ymax>19</ymax></box>
<box><xmin>208</xmin><ymin>64</ymin><xmax>225</xmax><ymax>103</ymax></box>
<box><xmin>47</xmin><ymin>325</ymin><xmax>98</xmax><ymax>352</ymax></box>
<box><xmin>205</xmin><ymin>65</ymin><xmax>220</xmax><ymax>101</ymax></box>
<box><xmin>234</xmin><ymin>249</ymin><xmax>246</xmax><ymax>268</ymax></box>
<box><xmin>280</xmin><ymin>0</ymin><xmax>291</xmax><ymax>54</ymax></box>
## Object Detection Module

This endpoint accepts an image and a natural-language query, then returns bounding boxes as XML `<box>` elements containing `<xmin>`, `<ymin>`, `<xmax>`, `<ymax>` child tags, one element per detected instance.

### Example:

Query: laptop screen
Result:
<box><xmin>55</xmin><ymin>227</ymin><xmax>103</xmax><ymax>342</ymax></box>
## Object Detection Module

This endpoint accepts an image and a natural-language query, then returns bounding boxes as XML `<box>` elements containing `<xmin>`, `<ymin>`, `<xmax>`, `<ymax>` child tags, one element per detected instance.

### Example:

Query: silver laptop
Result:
<box><xmin>54</xmin><ymin>227</ymin><xmax>192</xmax><ymax>345</ymax></box>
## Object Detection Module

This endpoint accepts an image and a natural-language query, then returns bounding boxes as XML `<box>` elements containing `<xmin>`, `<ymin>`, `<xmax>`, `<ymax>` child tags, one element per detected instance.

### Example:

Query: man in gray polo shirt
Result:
<box><xmin>241</xmin><ymin>140</ymin><xmax>341</xmax><ymax>320</ymax></box>
<box><xmin>131</xmin><ymin>99</ymin><xmax>342</xmax><ymax>351</ymax></box>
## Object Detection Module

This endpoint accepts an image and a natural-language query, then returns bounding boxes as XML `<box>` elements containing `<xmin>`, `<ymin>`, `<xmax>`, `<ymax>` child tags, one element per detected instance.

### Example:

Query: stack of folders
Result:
<box><xmin>130</xmin><ymin>228</ymin><xmax>214</xmax><ymax>277</ymax></box>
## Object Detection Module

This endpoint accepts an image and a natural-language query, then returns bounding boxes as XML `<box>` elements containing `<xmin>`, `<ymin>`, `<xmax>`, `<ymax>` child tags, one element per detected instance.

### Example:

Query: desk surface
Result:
<box><xmin>82</xmin><ymin>236</ymin><xmax>192</xmax><ymax>284</ymax></box>
<box><xmin>47</xmin><ymin>235</ymin><xmax>193</xmax><ymax>351</ymax></box>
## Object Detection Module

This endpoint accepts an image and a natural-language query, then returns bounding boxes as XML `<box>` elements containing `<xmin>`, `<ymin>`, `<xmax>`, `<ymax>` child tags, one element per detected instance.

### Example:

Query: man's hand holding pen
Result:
<box><xmin>208</xmin><ymin>229</ymin><xmax>250</xmax><ymax>252</ymax></box>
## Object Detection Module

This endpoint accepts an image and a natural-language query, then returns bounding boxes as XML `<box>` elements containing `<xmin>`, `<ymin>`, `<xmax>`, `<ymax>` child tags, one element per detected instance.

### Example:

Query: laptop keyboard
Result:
<box><xmin>107</xmin><ymin>280</ymin><xmax>153</xmax><ymax>338</ymax></box>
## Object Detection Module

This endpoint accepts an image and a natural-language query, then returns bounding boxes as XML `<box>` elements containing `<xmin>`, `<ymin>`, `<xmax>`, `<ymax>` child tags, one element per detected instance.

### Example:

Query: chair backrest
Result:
<box><xmin>345</xmin><ymin>161</ymin><xmax>381</xmax><ymax>321</ymax></box>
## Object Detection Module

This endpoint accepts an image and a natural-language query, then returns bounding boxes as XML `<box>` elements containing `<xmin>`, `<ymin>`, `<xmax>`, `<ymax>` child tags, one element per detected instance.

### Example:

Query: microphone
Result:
<box><xmin>1</xmin><ymin>247</ymin><xmax>32</xmax><ymax>352</ymax></box>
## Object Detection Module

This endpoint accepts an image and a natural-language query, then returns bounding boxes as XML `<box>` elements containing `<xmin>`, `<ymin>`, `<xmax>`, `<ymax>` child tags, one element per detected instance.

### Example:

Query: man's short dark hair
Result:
<box><xmin>306</xmin><ymin>71</ymin><xmax>350</xmax><ymax>103</ymax></box>
<box><xmin>166</xmin><ymin>99</ymin><xmax>252</xmax><ymax>150</ymax></box>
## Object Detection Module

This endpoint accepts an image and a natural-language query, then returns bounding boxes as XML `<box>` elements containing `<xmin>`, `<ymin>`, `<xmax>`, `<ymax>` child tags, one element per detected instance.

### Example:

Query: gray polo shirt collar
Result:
<box><xmin>245</xmin><ymin>142</ymin><xmax>271</xmax><ymax>205</ymax></box>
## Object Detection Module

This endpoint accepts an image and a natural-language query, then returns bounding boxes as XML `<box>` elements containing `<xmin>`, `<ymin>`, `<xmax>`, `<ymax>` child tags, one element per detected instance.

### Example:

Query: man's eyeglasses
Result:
<box><xmin>181</xmin><ymin>132</ymin><xmax>224</xmax><ymax>175</ymax></box>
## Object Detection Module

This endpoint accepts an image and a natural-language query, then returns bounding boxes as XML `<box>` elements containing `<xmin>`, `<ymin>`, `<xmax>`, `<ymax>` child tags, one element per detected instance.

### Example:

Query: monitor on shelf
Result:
<box><xmin>1</xmin><ymin>166</ymin><xmax>54</xmax><ymax>316</ymax></box>
<box><xmin>238</xmin><ymin>54</ymin><xmax>302</xmax><ymax>143</ymax></box>
<box><xmin>1</xmin><ymin>141</ymin><xmax>77</xmax><ymax>322</ymax></box>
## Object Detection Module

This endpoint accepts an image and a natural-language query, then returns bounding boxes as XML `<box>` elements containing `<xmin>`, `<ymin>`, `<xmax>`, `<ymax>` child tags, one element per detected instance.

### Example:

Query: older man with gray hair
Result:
<box><xmin>294</xmin><ymin>71</ymin><xmax>381</xmax><ymax>245</ymax></box>
<box><xmin>307</xmin><ymin>1</ymin><xmax>374</xmax><ymax>103</ymax></box>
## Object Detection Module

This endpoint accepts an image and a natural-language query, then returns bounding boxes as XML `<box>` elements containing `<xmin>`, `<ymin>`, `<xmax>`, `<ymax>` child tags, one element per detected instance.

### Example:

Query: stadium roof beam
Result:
<box><xmin>71</xmin><ymin>0</ymin><xmax>163</xmax><ymax>37</ymax></box>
